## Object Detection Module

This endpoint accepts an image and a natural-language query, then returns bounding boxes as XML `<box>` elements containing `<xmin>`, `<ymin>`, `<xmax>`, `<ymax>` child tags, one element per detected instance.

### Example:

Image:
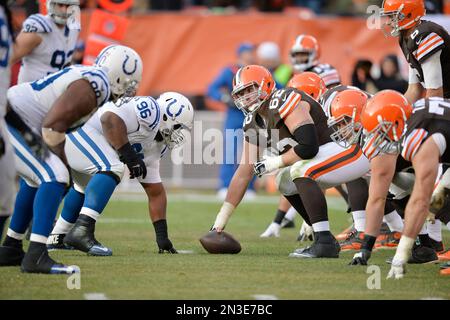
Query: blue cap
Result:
<box><xmin>237</xmin><ymin>43</ymin><xmax>255</xmax><ymax>56</ymax></box>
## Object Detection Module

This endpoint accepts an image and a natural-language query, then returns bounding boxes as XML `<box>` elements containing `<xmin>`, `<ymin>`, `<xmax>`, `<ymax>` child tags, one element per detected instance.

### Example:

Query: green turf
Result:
<box><xmin>0</xmin><ymin>196</ymin><xmax>449</xmax><ymax>300</ymax></box>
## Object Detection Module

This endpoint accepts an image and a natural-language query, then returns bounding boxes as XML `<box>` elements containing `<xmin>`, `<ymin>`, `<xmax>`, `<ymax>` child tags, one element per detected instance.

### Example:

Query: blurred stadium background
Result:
<box><xmin>9</xmin><ymin>0</ymin><xmax>450</xmax><ymax>192</ymax></box>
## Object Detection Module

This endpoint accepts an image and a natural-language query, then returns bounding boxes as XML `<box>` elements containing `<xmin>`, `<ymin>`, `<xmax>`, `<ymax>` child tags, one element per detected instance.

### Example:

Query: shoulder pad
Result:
<box><xmin>134</xmin><ymin>97</ymin><xmax>161</xmax><ymax>131</ymax></box>
<box><xmin>271</xmin><ymin>88</ymin><xmax>303</xmax><ymax>120</ymax></box>
<box><xmin>22</xmin><ymin>14</ymin><xmax>53</xmax><ymax>33</ymax></box>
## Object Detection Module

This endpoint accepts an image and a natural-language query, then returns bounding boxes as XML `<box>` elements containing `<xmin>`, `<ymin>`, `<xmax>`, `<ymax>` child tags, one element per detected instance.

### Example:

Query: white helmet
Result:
<box><xmin>157</xmin><ymin>92</ymin><xmax>194</xmax><ymax>149</ymax></box>
<box><xmin>46</xmin><ymin>0</ymin><xmax>79</xmax><ymax>25</ymax></box>
<box><xmin>94</xmin><ymin>45</ymin><xmax>143</xmax><ymax>103</ymax></box>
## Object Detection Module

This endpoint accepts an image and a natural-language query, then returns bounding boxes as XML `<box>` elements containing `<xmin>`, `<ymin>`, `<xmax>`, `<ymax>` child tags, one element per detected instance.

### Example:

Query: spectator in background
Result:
<box><xmin>206</xmin><ymin>43</ymin><xmax>256</xmax><ymax>199</ymax></box>
<box><xmin>294</xmin><ymin>0</ymin><xmax>324</xmax><ymax>14</ymax></box>
<box><xmin>256</xmin><ymin>41</ymin><xmax>288</xmax><ymax>87</ymax></box>
<box><xmin>351</xmin><ymin>59</ymin><xmax>378</xmax><ymax>94</ymax></box>
<box><xmin>72</xmin><ymin>40</ymin><xmax>85</xmax><ymax>65</ymax></box>
<box><xmin>374</xmin><ymin>54</ymin><xmax>408</xmax><ymax>93</ymax></box>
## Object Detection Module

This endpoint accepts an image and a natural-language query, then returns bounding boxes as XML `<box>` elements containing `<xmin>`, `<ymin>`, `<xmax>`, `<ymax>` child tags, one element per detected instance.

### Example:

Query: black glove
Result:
<box><xmin>153</xmin><ymin>219</ymin><xmax>177</xmax><ymax>254</ymax></box>
<box><xmin>118</xmin><ymin>142</ymin><xmax>147</xmax><ymax>179</ymax></box>
<box><xmin>0</xmin><ymin>134</ymin><xmax>5</xmax><ymax>157</ymax></box>
<box><xmin>349</xmin><ymin>249</ymin><xmax>372</xmax><ymax>266</ymax></box>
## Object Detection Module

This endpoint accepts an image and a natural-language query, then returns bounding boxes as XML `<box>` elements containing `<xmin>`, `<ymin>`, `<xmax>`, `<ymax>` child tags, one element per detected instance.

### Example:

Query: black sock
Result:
<box><xmin>293</xmin><ymin>178</ymin><xmax>328</xmax><ymax>225</ymax></box>
<box><xmin>346</xmin><ymin>178</ymin><xmax>369</xmax><ymax>212</ymax></box>
<box><xmin>3</xmin><ymin>235</ymin><xmax>22</xmax><ymax>249</ymax></box>
<box><xmin>273</xmin><ymin>210</ymin><xmax>286</xmax><ymax>224</ymax></box>
<box><xmin>285</xmin><ymin>194</ymin><xmax>311</xmax><ymax>225</ymax></box>
<box><xmin>361</xmin><ymin>234</ymin><xmax>377</xmax><ymax>252</ymax></box>
<box><xmin>418</xmin><ymin>234</ymin><xmax>433</xmax><ymax>248</ymax></box>
<box><xmin>153</xmin><ymin>219</ymin><xmax>168</xmax><ymax>241</ymax></box>
<box><xmin>0</xmin><ymin>216</ymin><xmax>8</xmax><ymax>241</ymax></box>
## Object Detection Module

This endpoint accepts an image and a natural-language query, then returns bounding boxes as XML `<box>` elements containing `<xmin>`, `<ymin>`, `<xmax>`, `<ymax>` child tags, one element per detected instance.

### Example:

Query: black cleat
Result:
<box><xmin>289</xmin><ymin>231</ymin><xmax>340</xmax><ymax>258</ymax></box>
<box><xmin>64</xmin><ymin>215</ymin><xmax>112</xmax><ymax>256</ymax></box>
<box><xmin>430</xmin><ymin>238</ymin><xmax>445</xmax><ymax>253</ymax></box>
<box><xmin>47</xmin><ymin>233</ymin><xmax>74</xmax><ymax>251</ymax></box>
<box><xmin>386</xmin><ymin>244</ymin><xmax>439</xmax><ymax>265</ymax></box>
<box><xmin>21</xmin><ymin>242</ymin><xmax>79</xmax><ymax>274</ymax></box>
<box><xmin>0</xmin><ymin>236</ymin><xmax>25</xmax><ymax>266</ymax></box>
<box><xmin>349</xmin><ymin>249</ymin><xmax>372</xmax><ymax>266</ymax></box>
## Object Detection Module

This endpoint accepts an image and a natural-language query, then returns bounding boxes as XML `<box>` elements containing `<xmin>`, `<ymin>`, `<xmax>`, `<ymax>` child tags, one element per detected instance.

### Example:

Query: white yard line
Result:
<box><xmin>252</xmin><ymin>294</ymin><xmax>279</xmax><ymax>300</ymax></box>
<box><xmin>84</xmin><ymin>293</ymin><xmax>109</xmax><ymax>300</ymax></box>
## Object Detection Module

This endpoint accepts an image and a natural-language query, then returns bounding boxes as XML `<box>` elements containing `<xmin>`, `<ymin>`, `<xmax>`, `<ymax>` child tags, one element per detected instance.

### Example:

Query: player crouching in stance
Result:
<box><xmin>0</xmin><ymin>45</ymin><xmax>142</xmax><ymax>274</ymax></box>
<box><xmin>356</xmin><ymin>92</ymin><xmax>448</xmax><ymax>278</ymax></box>
<box><xmin>47</xmin><ymin>93</ymin><xmax>194</xmax><ymax>255</ymax></box>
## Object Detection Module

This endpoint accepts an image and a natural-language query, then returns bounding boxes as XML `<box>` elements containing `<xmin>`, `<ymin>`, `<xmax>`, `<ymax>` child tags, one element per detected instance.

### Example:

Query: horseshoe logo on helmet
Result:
<box><xmin>122</xmin><ymin>54</ymin><xmax>137</xmax><ymax>75</ymax></box>
<box><xmin>167</xmin><ymin>99</ymin><xmax>185</xmax><ymax>118</ymax></box>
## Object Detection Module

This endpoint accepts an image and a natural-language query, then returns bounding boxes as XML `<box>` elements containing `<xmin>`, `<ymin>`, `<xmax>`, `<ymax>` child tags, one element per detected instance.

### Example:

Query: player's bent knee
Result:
<box><xmin>98</xmin><ymin>171</ymin><xmax>121</xmax><ymax>185</ymax></box>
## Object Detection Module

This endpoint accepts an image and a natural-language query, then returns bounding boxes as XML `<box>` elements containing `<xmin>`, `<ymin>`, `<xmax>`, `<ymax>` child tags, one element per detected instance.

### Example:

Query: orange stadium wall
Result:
<box><xmin>13</xmin><ymin>11</ymin><xmax>450</xmax><ymax>96</ymax></box>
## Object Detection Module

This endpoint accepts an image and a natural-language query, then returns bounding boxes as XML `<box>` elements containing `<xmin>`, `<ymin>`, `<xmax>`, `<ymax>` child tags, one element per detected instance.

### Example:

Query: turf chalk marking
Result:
<box><xmin>252</xmin><ymin>294</ymin><xmax>278</xmax><ymax>300</ymax></box>
<box><xmin>84</xmin><ymin>293</ymin><xmax>109</xmax><ymax>300</ymax></box>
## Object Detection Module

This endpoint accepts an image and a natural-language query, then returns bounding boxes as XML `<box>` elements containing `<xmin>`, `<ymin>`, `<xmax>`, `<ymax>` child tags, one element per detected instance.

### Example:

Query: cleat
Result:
<box><xmin>335</xmin><ymin>225</ymin><xmax>354</xmax><ymax>241</ymax></box>
<box><xmin>339</xmin><ymin>230</ymin><xmax>364</xmax><ymax>251</ymax></box>
<box><xmin>440</xmin><ymin>261</ymin><xmax>450</xmax><ymax>270</ymax></box>
<box><xmin>440</xmin><ymin>268</ymin><xmax>450</xmax><ymax>276</ymax></box>
<box><xmin>64</xmin><ymin>215</ymin><xmax>112</xmax><ymax>256</ymax></box>
<box><xmin>430</xmin><ymin>239</ymin><xmax>445</xmax><ymax>254</ymax></box>
<box><xmin>386</xmin><ymin>244</ymin><xmax>439</xmax><ymax>265</ymax></box>
<box><xmin>349</xmin><ymin>249</ymin><xmax>372</xmax><ymax>265</ymax></box>
<box><xmin>21</xmin><ymin>242</ymin><xmax>79</xmax><ymax>274</ymax></box>
<box><xmin>47</xmin><ymin>234</ymin><xmax>74</xmax><ymax>251</ymax></box>
<box><xmin>375</xmin><ymin>231</ymin><xmax>401</xmax><ymax>249</ymax></box>
<box><xmin>0</xmin><ymin>245</ymin><xmax>25</xmax><ymax>266</ymax></box>
<box><xmin>438</xmin><ymin>249</ymin><xmax>450</xmax><ymax>261</ymax></box>
<box><xmin>260</xmin><ymin>222</ymin><xmax>281</xmax><ymax>238</ymax></box>
<box><xmin>289</xmin><ymin>232</ymin><xmax>340</xmax><ymax>258</ymax></box>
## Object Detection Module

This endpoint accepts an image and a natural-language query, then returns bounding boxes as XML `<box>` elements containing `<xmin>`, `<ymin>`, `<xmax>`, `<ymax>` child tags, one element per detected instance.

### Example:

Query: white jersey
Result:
<box><xmin>7</xmin><ymin>65</ymin><xmax>111</xmax><ymax>133</ymax></box>
<box><xmin>0</xmin><ymin>7</ymin><xmax>12</xmax><ymax>116</ymax></box>
<box><xmin>18</xmin><ymin>14</ymin><xmax>79</xmax><ymax>84</ymax></box>
<box><xmin>66</xmin><ymin>96</ymin><xmax>167</xmax><ymax>190</ymax></box>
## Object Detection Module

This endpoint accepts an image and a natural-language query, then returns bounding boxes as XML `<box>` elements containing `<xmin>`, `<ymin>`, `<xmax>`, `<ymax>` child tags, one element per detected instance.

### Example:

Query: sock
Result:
<box><xmin>0</xmin><ymin>216</ymin><xmax>8</xmax><ymax>240</ymax></box>
<box><xmin>352</xmin><ymin>210</ymin><xmax>366</xmax><ymax>232</ymax></box>
<box><xmin>61</xmin><ymin>187</ymin><xmax>85</xmax><ymax>224</ymax></box>
<box><xmin>31</xmin><ymin>182</ymin><xmax>66</xmax><ymax>243</ymax></box>
<box><xmin>383</xmin><ymin>210</ymin><xmax>404</xmax><ymax>232</ymax></box>
<box><xmin>285</xmin><ymin>194</ymin><xmax>311</xmax><ymax>225</ymax></box>
<box><xmin>8</xmin><ymin>179</ymin><xmax>37</xmax><ymax>236</ymax></box>
<box><xmin>80</xmin><ymin>173</ymin><xmax>118</xmax><ymax>221</ymax></box>
<box><xmin>427</xmin><ymin>220</ymin><xmax>442</xmax><ymax>242</ymax></box>
<box><xmin>285</xmin><ymin>207</ymin><xmax>297</xmax><ymax>221</ymax></box>
<box><xmin>293</xmin><ymin>177</ymin><xmax>328</xmax><ymax>225</ymax></box>
<box><xmin>273</xmin><ymin>210</ymin><xmax>286</xmax><ymax>224</ymax></box>
<box><xmin>361</xmin><ymin>234</ymin><xmax>377</xmax><ymax>252</ymax></box>
<box><xmin>312</xmin><ymin>221</ymin><xmax>330</xmax><ymax>232</ymax></box>
<box><xmin>52</xmin><ymin>217</ymin><xmax>74</xmax><ymax>235</ymax></box>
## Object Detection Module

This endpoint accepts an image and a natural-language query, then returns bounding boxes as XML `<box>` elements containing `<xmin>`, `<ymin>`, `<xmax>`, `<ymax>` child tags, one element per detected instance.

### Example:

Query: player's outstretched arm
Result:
<box><xmin>212</xmin><ymin>140</ymin><xmax>257</xmax><ymax>232</ymax></box>
<box><xmin>365</xmin><ymin>153</ymin><xmax>397</xmax><ymax>237</ymax></box>
<box><xmin>41</xmin><ymin>79</ymin><xmax>97</xmax><ymax>163</ymax></box>
<box><xmin>141</xmin><ymin>182</ymin><xmax>176</xmax><ymax>253</ymax></box>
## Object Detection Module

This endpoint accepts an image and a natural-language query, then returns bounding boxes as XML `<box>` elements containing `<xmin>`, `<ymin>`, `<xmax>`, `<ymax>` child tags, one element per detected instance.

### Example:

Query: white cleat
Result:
<box><xmin>260</xmin><ymin>222</ymin><xmax>281</xmax><ymax>238</ymax></box>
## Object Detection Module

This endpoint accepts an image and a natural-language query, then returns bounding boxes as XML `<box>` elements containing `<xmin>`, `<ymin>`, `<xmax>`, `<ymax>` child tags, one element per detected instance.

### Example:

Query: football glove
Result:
<box><xmin>260</xmin><ymin>222</ymin><xmax>281</xmax><ymax>238</ymax></box>
<box><xmin>387</xmin><ymin>259</ymin><xmax>406</xmax><ymax>279</ymax></box>
<box><xmin>118</xmin><ymin>142</ymin><xmax>147</xmax><ymax>179</ymax></box>
<box><xmin>349</xmin><ymin>249</ymin><xmax>372</xmax><ymax>265</ymax></box>
<box><xmin>253</xmin><ymin>156</ymin><xmax>283</xmax><ymax>178</ymax></box>
<box><xmin>298</xmin><ymin>221</ymin><xmax>314</xmax><ymax>242</ymax></box>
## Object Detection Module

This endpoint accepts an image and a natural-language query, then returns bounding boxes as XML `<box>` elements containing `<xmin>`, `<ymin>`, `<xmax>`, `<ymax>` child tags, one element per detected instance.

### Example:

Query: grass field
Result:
<box><xmin>0</xmin><ymin>193</ymin><xmax>449</xmax><ymax>300</ymax></box>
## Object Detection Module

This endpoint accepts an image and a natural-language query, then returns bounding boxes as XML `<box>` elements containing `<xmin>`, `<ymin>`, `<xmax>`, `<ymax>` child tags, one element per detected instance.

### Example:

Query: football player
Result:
<box><xmin>0</xmin><ymin>45</ymin><xmax>142</xmax><ymax>274</ymax></box>
<box><xmin>0</xmin><ymin>0</ymin><xmax>14</xmax><ymax>240</ymax></box>
<box><xmin>47</xmin><ymin>93</ymin><xmax>194</xmax><ymax>256</ymax></box>
<box><xmin>357</xmin><ymin>92</ymin><xmax>450</xmax><ymax>278</ymax></box>
<box><xmin>290</xmin><ymin>35</ymin><xmax>341</xmax><ymax>89</ymax></box>
<box><xmin>210</xmin><ymin>65</ymin><xmax>370</xmax><ymax>258</ymax></box>
<box><xmin>12</xmin><ymin>0</ymin><xmax>80</xmax><ymax>83</ymax></box>
<box><xmin>380</xmin><ymin>0</ymin><xmax>450</xmax><ymax>101</ymax></box>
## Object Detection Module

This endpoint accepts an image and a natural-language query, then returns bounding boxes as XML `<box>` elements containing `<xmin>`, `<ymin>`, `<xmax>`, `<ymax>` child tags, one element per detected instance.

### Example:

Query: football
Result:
<box><xmin>199</xmin><ymin>231</ymin><xmax>242</xmax><ymax>254</ymax></box>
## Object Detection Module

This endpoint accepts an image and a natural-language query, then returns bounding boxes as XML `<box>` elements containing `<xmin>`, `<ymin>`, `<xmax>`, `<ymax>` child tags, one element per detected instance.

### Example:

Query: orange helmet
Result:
<box><xmin>327</xmin><ymin>89</ymin><xmax>369</xmax><ymax>147</ymax></box>
<box><xmin>381</xmin><ymin>0</ymin><xmax>426</xmax><ymax>37</ymax></box>
<box><xmin>360</xmin><ymin>90</ymin><xmax>412</xmax><ymax>158</ymax></box>
<box><xmin>231</xmin><ymin>65</ymin><xmax>275</xmax><ymax>115</ymax></box>
<box><xmin>290</xmin><ymin>34</ymin><xmax>320</xmax><ymax>72</ymax></box>
<box><xmin>287</xmin><ymin>72</ymin><xmax>326</xmax><ymax>101</ymax></box>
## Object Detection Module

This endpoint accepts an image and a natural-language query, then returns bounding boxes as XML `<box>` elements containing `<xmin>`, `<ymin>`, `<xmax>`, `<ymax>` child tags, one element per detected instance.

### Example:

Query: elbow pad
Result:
<box><xmin>293</xmin><ymin>123</ymin><xmax>319</xmax><ymax>159</ymax></box>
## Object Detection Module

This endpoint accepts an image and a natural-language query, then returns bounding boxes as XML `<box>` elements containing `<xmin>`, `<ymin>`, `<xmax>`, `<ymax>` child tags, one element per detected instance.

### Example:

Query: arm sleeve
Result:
<box><xmin>422</xmin><ymin>50</ymin><xmax>443</xmax><ymax>89</ymax></box>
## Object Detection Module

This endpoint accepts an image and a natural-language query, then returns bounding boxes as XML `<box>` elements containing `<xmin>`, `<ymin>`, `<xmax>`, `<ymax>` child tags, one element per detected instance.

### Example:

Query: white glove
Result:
<box><xmin>260</xmin><ymin>222</ymin><xmax>281</xmax><ymax>238</ymax></box>
<box><xmin>298</xmin><ymin>221</ymin><xmax>314</xmax><ymax>242</ymax></box>
<box><xmin>253</xmin><ymin>156</ymin><xmax>284</xmax><ymax>178</ymax></box>
<box><xmin>387</xmin><ymin>258</ymin><xmax>406</xmax><ymax>280</ymax></box>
